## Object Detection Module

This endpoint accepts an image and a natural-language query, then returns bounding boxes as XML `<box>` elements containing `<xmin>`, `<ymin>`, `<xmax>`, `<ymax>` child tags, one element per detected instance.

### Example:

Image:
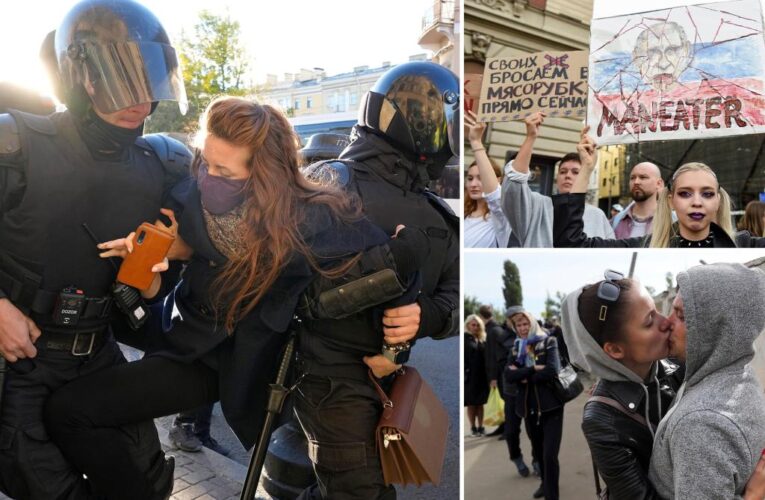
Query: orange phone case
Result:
<box><xmin>116</xmin><ymin>222</ymin><xmax>176</xmax><ymax>290</ymax></box>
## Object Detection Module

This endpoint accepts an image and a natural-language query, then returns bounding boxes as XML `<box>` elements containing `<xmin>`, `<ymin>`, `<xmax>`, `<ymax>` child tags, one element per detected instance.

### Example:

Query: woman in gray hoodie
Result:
<box><xmin>649</xmin><ymin>263</ymin><xmax>765</xmax><ymax>499</ymax></box>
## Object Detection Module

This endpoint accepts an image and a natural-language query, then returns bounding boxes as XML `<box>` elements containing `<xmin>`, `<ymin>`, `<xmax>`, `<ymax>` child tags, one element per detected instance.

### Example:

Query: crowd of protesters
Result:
<box><xmin>464</xmin><ymin>111</ymin><xmax>765</xmax><ymax>249</ymax></box>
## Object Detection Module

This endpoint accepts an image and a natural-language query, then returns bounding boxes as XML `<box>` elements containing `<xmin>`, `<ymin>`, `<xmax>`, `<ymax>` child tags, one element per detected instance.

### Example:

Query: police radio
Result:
<box><xmin>111</xmin><ymin>282</ymin><xmax>149</xmax><ymax>331</ymax></box>
<box><xmin>82</xmin><ymin>223</ymin><xmax>149</xmax><ymax>331</ymax></box>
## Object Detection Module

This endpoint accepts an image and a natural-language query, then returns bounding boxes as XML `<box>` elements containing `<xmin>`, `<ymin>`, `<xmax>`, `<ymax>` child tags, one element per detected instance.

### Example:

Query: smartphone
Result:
<box><xmin>116</xmin><ymin>222</ymin><xmax>175</xmax><ymax>290</ymax></box>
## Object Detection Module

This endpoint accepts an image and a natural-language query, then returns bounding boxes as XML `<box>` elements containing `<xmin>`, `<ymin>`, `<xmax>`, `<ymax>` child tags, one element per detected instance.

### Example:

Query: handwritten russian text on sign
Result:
<box><xmin>588</xmin><ymin>0</ymin><xmax>765</xmax><ymax>145</ymax></box>
<box><xmin>478</xmin><ymin>50</ymin><xmax>589</xmax><ymax>122</ymax></box>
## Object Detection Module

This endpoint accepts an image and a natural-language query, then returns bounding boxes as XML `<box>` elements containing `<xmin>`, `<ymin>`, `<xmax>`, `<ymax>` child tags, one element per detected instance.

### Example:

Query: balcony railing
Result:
<box><xmin>422</xmin><ymin>0</ymin><xmax>455</xmax><ymax>31</ymax></box>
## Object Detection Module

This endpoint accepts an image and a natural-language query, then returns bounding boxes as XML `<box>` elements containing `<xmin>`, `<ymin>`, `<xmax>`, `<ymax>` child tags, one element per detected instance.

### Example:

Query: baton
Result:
<box><xmin>240</xmin><ymin>333</ymin><xmax>296</xmax><ymax>500</ymax></box>
<box><xmin>0</xmin><ymin>357</ymin><xmax>5</xmax><ymax>414</ymax></box>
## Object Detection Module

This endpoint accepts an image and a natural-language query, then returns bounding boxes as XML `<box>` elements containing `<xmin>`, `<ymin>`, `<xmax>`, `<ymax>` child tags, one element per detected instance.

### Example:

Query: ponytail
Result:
<box><xmin>650</xmin><ymin>187</ymin><xmax>675</xmax><ymax>248</ymax></box>
<box><xmin>716</xmin><ymin>187</ymin><xmax>734</xmax><ymax>239</ymax></box>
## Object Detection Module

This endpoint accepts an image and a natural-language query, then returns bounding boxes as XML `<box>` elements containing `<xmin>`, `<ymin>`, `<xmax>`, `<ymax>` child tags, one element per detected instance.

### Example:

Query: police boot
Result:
<box><xmin>154</xmin><ymin>455</ymin><xmax>175</xmax><ymax>500</ymax></box>
<box><xmin>147</xmin><ymin>455</ymin><xmax>175</xmax><ymax>500</ymax></box>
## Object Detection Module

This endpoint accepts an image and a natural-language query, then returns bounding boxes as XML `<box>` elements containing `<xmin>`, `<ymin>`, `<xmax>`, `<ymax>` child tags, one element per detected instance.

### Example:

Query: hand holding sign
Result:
<box><xmin>524</xmin><ymin>112</ymin><xmax>546</xmax><ymax>139</ymax></box>
<box><xmin>465</xmin><ymin>110</ymin><xmax>487</xmax><ymax>147</ymax></box>
<box><xmin>571</xmin><ymin>126</ymin><xmax>597</xmax><ymax>195</ymax></box>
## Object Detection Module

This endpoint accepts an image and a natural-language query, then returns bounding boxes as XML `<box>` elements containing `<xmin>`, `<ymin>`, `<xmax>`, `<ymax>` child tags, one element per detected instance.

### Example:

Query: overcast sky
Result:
<box><xmin>464</xmin><ymin>249</ymin><xmax>765</xmax><ymax>319</ymax></box>
<box><xmin>0</xmin><ymin>0</ymin><xmax>429</xmax><ymax>97</ymax></box>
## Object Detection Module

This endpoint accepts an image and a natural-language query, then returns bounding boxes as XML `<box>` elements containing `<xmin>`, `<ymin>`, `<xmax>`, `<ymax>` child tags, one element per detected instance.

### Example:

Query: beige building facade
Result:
<box><xmin>465</xmin><ymin>0</ymin><xmax>615</xmax><ymax>204</ymax></box>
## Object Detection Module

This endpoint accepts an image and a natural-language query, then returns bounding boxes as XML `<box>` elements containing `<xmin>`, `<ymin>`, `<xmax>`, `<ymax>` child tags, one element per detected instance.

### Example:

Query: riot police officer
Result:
<box><xmin>0</xmin><ymin>1</ymin><xmax>189</xmax><ymax>498</ymax></box>
<box><xmin>296</xmin><ymin>61</ymin><xmax>460</xmax><ymax>499</ymax></box>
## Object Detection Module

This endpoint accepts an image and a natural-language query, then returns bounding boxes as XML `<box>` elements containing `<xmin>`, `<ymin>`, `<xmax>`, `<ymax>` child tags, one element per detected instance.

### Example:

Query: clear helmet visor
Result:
<box><xmin>83</xmin><ymin>41</ymin><xmax>187</xmax><ymax>115</ymax></box>
<box><xmin>444</xmin><ymin>90</ymin><xmax>460</xmax><ymax>156</ymax></box>
<box><xmin>385</xmin><ymin>74</ymin><xmax>460</xmax><ymax>156</ymax></box>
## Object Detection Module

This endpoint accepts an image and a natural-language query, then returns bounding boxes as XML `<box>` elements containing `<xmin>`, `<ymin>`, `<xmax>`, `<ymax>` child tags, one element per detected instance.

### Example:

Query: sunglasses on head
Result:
<box><xmin>597</xmin><ymin>269</ymin><xmax>624</xmax><ymax>321</ymax></box>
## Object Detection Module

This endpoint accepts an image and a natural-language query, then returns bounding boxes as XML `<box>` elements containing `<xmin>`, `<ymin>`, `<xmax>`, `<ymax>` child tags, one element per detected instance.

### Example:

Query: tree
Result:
<box><xmin>146</xmin><ymin>11</ymin><xmax>252</xmax><ymax>134</ymax></box>
<box><xmin>464</xmin><ymin>295</ymin><xmax>480</xmax><ymax>320</ymax></box>
<box><xmin>665</xmin><ymin>272</ymin><xmax>674</xmax><ymax>290</ymax></box>
<box><xmin>541</xmin><ymin>290</ymin><xmax>566</xmax><ymax>320</ymax></box>
<box><xmin>502</xmin><ymin>260</ymin><xmax>523</xmax><ymax>310</ymax></box>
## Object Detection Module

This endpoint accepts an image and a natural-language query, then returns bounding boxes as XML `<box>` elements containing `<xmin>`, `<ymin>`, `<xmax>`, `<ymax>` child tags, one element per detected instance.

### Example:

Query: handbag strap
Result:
<box><xmin>592</xmin><ymin>458</ymin><xmax>602</xmax><ymax>497</ymax></box>
<box><xmin>586</xmin><ymin>395</ymin><xmax>648</xmax><ymax>427</ymax></box>
<box><xmin>368</xmin><ymin>369</ymin><xmax>394</xmax><ymax>408</ymax></box>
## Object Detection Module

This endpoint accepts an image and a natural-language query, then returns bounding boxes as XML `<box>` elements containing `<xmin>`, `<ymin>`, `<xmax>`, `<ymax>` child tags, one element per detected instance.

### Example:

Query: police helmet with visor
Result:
<box><xmin>358</xmin><ymin>62</ymin><xmax>460</xmax><ymax>164</ymax></box>
<box><xmin>54</xmin><ymin>0</ymin><xmax>187</xmax><ymax>115</ymax></box>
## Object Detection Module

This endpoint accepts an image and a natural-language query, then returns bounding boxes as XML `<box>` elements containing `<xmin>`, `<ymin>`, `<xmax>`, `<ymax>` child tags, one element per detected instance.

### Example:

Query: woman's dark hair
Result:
<box><xmin>577</xmin><ymin>278</ymin><xmax>635</xmax><ymax>347</ymax></box>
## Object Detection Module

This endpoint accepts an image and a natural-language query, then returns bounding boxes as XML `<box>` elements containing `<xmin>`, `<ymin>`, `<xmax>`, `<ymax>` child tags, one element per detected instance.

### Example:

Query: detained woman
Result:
<box><xmin>553</xmin><ymin>128</ymin><xmax>765</xmax><ymax>248</ymax></box>
<box><xmin>561</xmin><ymin>268</ymin><xmax>765</xmax><ymax>499</ymax></box>
<box><xmin>505</xmin><ymin>309</ymin><xmax>562</xmax><ymax>500</ymax></box>
<box><xmin>43</xmin><ymin>97</ymin><xmax>427</xmax><ymax>499</ymax></box>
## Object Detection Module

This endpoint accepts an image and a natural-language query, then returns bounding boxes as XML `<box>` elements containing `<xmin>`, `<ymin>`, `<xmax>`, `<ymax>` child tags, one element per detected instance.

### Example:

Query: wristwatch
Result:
<box><xmin>381</xmin><ymin>341</ymin><xmax>411</xmax><ymax>364</ymax></box>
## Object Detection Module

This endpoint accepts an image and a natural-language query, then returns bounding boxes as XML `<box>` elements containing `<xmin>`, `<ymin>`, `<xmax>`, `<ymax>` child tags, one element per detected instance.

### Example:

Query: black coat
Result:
<box><xmin>504</xmin><ymin>334</ymin><xmax>562</xmax><ymax>419</ymax></box>
<box><xmin>150</xmin><ymin>177</ymin><xmax>390</xmax><ymax>449</ymax></box>
<box><xmin>553</xmin><ymin>193</ymin><xmax>765</xmax><ymax>248</ymax></box>
<box><xmin>464</xmin><ymin>334</ymin><xmax>489</xmax><ymax>406</ymax></box>
<box><xmin>582</xmin><ymin>360</ymin><xmax>683</xmax><ymax>500</ymax></box>
<box><xmin>484</xmin><ymin>319</ymin><xmax>510</xmax><ymax>382</ymax></box>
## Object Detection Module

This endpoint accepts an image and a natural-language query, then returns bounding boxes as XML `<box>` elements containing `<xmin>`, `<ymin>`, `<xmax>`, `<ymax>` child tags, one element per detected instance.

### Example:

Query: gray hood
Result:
<box><xmin>561</xmin><ymin>286</ymin><xmax>656</xmax><ymax>384</ymax></box>
<box><xmin>679</xmin><ymin>262</ymin><xmax>765</xmax><ymax>388</ymax></box>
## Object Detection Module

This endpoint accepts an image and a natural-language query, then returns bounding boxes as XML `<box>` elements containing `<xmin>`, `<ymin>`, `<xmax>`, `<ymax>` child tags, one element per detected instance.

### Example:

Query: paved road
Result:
<box><xmin>464</xmin><ymin>381</ymin><xmax>596</xmax><ymax>500</ymax></box>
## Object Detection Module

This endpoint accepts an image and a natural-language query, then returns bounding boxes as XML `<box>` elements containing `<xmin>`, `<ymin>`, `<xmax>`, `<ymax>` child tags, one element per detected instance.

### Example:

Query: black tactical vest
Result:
<box><xmin>0</xmin><ymin>111</ymin><xmax>179</xmax><ymax>327</ymax></box>
<box><xmin>300</xmin><ymin>159</ymin><xmax>459</xmax><ymax>356</ymax></box>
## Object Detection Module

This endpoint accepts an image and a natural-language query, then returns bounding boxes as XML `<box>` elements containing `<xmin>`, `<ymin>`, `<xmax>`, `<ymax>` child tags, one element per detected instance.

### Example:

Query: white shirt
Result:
<box><xmin>464</xmin><ymin>187</ymin><xmax>513</xmax><ymax>248</ymax></box>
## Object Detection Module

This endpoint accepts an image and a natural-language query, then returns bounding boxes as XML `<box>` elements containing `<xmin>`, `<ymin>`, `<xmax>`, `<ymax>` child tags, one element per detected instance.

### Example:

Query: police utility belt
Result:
<box><xmin>0</xmin><ymin>254</ymin><xmax>118</xmax><ymax>356</ymax></box>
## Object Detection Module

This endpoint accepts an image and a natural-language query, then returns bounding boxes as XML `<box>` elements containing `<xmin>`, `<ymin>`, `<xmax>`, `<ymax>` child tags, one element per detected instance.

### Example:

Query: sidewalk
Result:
<box><xmin>158</xmin><ymin>423</ymin><xmax>257</xmax><ymax>500</ymax></box>
<box><xmin>464</xmin><ymin>389</ymin><xmax>596</xmax><ymax>500</ymax></box>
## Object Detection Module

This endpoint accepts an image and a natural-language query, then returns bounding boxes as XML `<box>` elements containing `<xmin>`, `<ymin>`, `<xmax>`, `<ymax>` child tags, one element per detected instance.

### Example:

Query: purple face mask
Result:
<box><xmin>197</xmin><ymin>164</ymin><xmax>248</xmax><ymax>215</ymax></box>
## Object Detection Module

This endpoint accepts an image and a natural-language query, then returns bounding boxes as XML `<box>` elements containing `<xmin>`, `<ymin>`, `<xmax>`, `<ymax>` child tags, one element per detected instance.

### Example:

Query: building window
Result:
<box><xmin>294</xmin><ymin>99</ymin><xmax>300</xmax><ymax>110</ymax></box>
<box><xmin>350</xmin><ymin>92</ymin><xmax>358</xmax><ymax>105</ymax></box>
<box><xmin>307</xmin><ymin>97</ymin><xmax>313</xmax><ymax>109</ymax></box>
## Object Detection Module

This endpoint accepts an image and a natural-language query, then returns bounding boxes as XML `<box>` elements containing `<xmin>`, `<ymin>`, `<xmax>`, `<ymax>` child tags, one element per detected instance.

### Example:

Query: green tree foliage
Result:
<box><xmin>464</xmin><ymin>295</ymin><xmax>480</xmax><ymax>320</ymax></box>
<box><xmin>502</xmin><ymin>260</ymin><xmax>523</xmax><ymax>310</ymax></box>
<box><xmin>541</xmin><ymin>291</ymin><xmax>565</xmax><ymax>320</ymax></box>
<box><xmin>146</xmin><ymin>11</ymin><xmax>251</xmax><ymax>134</ymax></box>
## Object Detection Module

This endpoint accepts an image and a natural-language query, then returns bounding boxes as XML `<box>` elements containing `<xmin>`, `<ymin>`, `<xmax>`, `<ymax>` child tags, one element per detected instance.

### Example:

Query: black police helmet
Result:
<box><xmin>299</xmin><ymin>133</ymin><xmax>351</xmax><ymax>164</ymax></box>
<box><xmin>55</xmin><ymin>0</ymin><xmax>187</xmax><ymax>116</ymax></box>
<box><xmin>358</xmin><ymin>62</ymin><xmax>460</xmax><ymax>159</ymax></box>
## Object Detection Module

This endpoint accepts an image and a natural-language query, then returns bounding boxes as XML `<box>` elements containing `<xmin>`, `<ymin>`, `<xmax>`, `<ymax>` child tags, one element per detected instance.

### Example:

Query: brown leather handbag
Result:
<box><xmin>369</xmin><ymin>366</ymin><xmax>449</xmax><ymax>486</ymax></box>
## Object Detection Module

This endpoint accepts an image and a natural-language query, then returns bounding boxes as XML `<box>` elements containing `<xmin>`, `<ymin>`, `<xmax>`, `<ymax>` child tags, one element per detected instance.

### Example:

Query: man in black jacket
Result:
<box><xmin>295</xmin><ymin>61</ymin><xmax>460</xmax><ymax>499</ymax></box>
<box><xmin>478</xmin><ymin>304</ymin><xmax>505</xmax><ymax>434</ymax></box>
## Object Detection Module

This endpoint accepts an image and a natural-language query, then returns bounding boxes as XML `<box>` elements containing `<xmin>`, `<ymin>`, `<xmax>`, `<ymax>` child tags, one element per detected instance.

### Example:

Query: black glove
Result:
<box><xmin>387</xmin><ymin>227</ymin><xmax>430</xmax><ymax>277</ymax></box>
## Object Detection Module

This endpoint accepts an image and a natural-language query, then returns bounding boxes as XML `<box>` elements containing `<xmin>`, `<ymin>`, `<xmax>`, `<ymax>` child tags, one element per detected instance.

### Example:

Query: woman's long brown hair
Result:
<box><xmin>195</xmin><ymin>96</ymin><xmax>363</xmax><ymax>332</ymax></box>
<box><xmin>463</xmin><ymin>158</ymin><xmax>502</xmax><ymax>220</ymax></box>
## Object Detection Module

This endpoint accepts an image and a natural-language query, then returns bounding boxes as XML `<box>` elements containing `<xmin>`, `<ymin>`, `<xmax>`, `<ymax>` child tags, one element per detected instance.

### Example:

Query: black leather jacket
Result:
<box><xmin>583</xmin><ymin>360</ymin><xmax>684</xmax><ymax>500</ymax></box>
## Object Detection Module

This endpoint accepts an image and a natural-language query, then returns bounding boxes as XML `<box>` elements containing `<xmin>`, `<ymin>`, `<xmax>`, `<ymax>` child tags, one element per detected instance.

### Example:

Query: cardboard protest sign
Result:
<box><xmin>477</xmin><ymin>50</ymin><xmax>588</xmax><ymax>122</ymax></box>
<box><xmin>589</xmin><ymin>0</ymin><xmax>765</xmax><ymax>145</ymax></box>
<box><xmin>464</xmin><ymin>73</ymin><xmax>483</xmax><ymax>114</ymax></box>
